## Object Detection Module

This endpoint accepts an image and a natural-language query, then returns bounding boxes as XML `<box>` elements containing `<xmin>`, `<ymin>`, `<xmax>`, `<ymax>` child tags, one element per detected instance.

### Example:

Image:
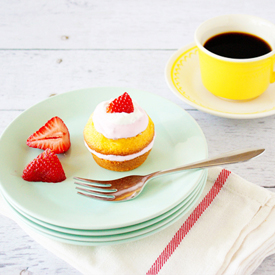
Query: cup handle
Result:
<box><xmin>271</xmin><ymin>55</ymin><xmax>275</xmax><ymax>83</ymax></box>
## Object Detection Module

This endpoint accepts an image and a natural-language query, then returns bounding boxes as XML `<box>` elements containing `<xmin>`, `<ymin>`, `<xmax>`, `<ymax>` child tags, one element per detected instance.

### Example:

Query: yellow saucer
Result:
<box><xmin>165</xmin><ymin>42</ymin><xmax>275</xmax><ymax>119</ymax></box>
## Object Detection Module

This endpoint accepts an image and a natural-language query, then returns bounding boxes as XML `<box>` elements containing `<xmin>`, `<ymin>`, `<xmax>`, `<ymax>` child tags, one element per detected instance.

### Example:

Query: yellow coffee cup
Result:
<box><xmin>195</xmin><ymin>14</ymin><xmax>275</xmax><ymax>100</ymax></box>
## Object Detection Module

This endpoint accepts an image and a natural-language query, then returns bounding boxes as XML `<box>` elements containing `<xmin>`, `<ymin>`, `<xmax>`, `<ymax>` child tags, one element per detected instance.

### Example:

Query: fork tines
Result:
<box><xmin>74</xmin><ymin>177</ymin><xmax>117</xmax><ymax>201</ymax></box>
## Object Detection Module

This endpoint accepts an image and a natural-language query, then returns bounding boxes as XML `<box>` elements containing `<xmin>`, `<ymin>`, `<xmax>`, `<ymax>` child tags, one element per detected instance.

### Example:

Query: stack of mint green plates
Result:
<box><xmin>0</xmin><ymin>88</ymin><xmax>208</xmax><ymax>246</ymax></box>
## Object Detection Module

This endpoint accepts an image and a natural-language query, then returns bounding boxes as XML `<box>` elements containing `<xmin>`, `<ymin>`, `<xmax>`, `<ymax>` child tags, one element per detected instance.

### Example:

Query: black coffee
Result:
<box><xmin>204</xmin><ymin>32</ymin><xmax>272</xmax><ymax>59</ymax></box>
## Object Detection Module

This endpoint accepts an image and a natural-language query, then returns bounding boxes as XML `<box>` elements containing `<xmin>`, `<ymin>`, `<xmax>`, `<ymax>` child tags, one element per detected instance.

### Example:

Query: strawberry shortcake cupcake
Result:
<box><xmin>83</xmin><ymin>92</ymin><xmax>155</xmax><ymax>171</ymax></box>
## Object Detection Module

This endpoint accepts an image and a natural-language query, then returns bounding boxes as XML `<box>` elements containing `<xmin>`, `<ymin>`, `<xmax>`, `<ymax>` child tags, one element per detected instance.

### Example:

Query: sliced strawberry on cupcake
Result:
<box><xmin>27</xmin><ymin>116</ymin><xmax>70</xmax><ymax>154</ymax></box>
<box><xmin>22</xmin><ymin>148</ymin><xmax>66</xmax><ymax>182</ymax></box>
<box><xmin>106</xmin><ymin>92</ymin><xmax>134</xmax><ymax>113</ymax></box>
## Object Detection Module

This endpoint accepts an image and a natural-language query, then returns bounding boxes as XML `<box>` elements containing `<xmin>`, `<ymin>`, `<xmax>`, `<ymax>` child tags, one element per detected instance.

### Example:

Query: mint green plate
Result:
<box><xmin>3</xmin><ymin>172</ymin><xmax>206</xmax><ymax>245</ymax></box>
<box><xmin>0</xmin><ymin>87</ymin><xmax>208</xmax><ymax>230</ymax></box>
<box><xmin>4</xmin><ymin>170</ymin><xmax>207</xmax><ymax>236</ymax></box>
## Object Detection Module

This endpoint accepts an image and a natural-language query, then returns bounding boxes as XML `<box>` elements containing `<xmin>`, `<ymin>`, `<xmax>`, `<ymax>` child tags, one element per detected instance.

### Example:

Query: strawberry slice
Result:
<box><xmin>106</xmin><ymin>92</ymin><xmax>134</xmax><ymax>113</ymax></box>
<box><xmin>27</xmin><ymin>116</ymin><xmax>70</xmax><ymax>154</ymax></box>
<box><xmin>22</xmin><ymin>149</ymin><xmax>66</xmax><ymax>182</ymax></box>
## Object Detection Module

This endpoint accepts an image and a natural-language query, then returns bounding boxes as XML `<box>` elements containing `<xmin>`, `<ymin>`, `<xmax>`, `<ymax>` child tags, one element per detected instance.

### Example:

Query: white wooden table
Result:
<box><xmin>1</xmin><ymin>1</ymin><xmax>275</xmax><ymax>274</ymax></box>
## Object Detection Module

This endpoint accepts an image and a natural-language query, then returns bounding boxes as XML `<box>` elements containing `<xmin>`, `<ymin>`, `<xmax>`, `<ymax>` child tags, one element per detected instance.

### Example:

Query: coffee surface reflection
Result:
<box><xmin>204</xmin><ymin>32</ymin><xmax>272</xmax><ymax>59</ymax></box>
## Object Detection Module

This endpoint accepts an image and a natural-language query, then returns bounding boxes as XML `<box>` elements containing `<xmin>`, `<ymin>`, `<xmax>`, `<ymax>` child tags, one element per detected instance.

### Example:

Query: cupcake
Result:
<box><xmin>83</xmin><ymin>92</ymin><xmax>155</xmax><ymax>171</ymax></box>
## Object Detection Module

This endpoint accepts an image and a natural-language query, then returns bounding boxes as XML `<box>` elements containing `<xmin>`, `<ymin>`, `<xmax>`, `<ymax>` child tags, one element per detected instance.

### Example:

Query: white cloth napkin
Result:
<box><xmin>1</xmin><ymin>167</ymin><xmax>275</xmax><ymax>275</ymax></box>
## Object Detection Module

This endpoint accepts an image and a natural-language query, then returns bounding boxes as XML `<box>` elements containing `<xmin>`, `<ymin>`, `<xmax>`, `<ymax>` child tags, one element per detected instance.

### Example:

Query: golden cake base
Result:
<box><xmin>91</xmin><ymin>150</ymin><xmax>152</xmax><ymax>172</ymax></box>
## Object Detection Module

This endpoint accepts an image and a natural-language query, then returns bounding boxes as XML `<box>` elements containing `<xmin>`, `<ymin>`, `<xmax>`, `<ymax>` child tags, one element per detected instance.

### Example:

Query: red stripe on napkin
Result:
<box><xmin>146</xmin><ymin>169</ymin><xmax>231</xmax><ymax>275</ymax></box>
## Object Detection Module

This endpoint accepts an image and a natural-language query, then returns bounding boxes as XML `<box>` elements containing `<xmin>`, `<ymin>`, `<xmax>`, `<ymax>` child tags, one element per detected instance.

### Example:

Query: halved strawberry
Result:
<box><xmin>27</xmin><ymin>116</ymin><xmax>70</xmax><ymax>154</ymax></box>
<box><xmin>106</xmin><ymin>92</ymin><xmax>134</xmax><ymax>113</ymax></box>
<box><xmin>22</xmin><ymin>148</ymin><xmax>66</xmax><ymax>182</ymax></box>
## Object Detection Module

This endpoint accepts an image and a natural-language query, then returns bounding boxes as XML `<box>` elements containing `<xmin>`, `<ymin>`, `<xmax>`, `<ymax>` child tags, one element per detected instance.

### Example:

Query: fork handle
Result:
<box><xmin>154</xmin><ymin>148</ymin><xmax>265</xmax><ymax>177</ymax></box>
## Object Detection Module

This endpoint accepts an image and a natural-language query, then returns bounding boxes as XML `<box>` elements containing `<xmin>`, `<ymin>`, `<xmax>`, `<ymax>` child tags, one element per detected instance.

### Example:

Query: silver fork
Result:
<box><xmin>74</xmin><ymin>148</ymin><xmax>264</xmax><ymax>202</ymax></box>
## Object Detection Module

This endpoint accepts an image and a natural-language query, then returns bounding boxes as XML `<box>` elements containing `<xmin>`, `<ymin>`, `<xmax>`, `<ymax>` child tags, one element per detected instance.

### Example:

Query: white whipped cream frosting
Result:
<box><xmin>85</xmin><ymin>135</ymin><xmax>155</xmax><ymax>161</ymax></box>
<box><xmin>92</xmin><ymin>100</ymin><xmax>149</xmax><ymax>139</ymax></box>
